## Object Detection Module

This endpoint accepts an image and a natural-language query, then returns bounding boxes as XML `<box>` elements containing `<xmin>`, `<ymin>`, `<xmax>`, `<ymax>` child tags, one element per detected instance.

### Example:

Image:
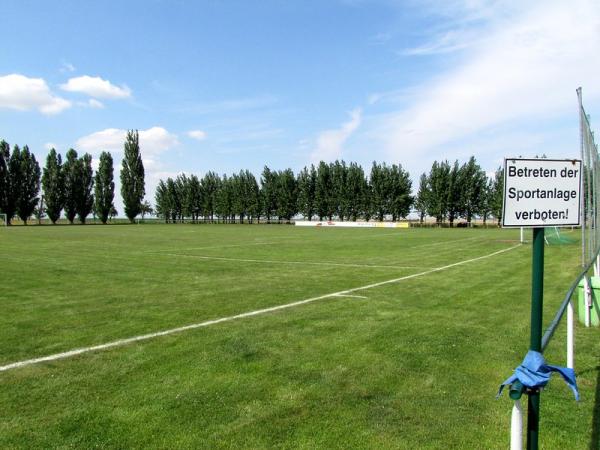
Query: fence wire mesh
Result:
<box><xmin>577</xmin><ymin>87</ymin><xmax>600</xmax><ymax>266</ymax></box>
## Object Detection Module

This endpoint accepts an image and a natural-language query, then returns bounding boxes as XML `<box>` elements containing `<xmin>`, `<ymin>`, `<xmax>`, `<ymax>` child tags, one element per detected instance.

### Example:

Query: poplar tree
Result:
<box><xmin>414</xmin><ymin>173</ymin><xmax>429</xmax><ymax>224</ymax></box>
<box><xmin>459</xmin><ymin>156</ymin><xmax>487</xmax><ymax>225</ymax></box>
<box><xmin>42</xmin><ymin>148</ymin><xmax>64</xmax><ymax>224</ymax></box>
<box><xmin>345</xmin><ymin>162</ymin><xmax>367</xmax><ymax>221</ymax></box>
<box><xmin>315</xmin><ymin>161</ymin><xmax>333</xmax><ymax>220</ymax></box>
<box><xmin>244</xmin><ymin>170</ymin><xmax>260</xmax><ymax>223</ymax></box>
<box><xmin>121</xmin><ymin>130</ymin><xmax>145</xmax><ymax>223</ymax></box>
<box><xmin>370</xmin><ymin>161</ymin><xmax>388</xmax><ymax>221</ymax></box>
<box><xmin>330</xmin><ymin>160</ymin><xmax>348</xmax><ymax>220</ymax></box>
<box><xmin>77</xmin><ymin>153</ymin><xmax>94</xmax><ymax>223</ymax></box>
<box><xmin>389</xmin><ymin>163</ymin><xmax>413</xmax><ymax>221</ymax></box>
<box><xmin>0</xmin><ymin>140</ymin><xmax>13</xmax><ymax>223</ymax></box>
<box><xmin>15</xmin><ymin>146</ymin><xmax>41</xmax><ymax>225</ymax></box>
<box><xmin>276</xmin><ymin>168</ymin><xmax>297</xmax><ymax>222</ymax></box>
<box><xmin>490</xmin><ymin>167</ymin><xmax>504</xmax><ymax>225</ymax></box>
<box><xmin>201</xmin><ymin>171</ymin><xmax>220</xmax><ymax>222</ymax></box>
<box><xmin>63</xmin><ymin>149</ymin><xmax>79</xmax><ymax>224</ymax></box>
<box><xmin>155</xmin><ymin>179</ymin><xmax>170</xmax><ymax>222</ymax></box>
<box><xmin>297</xmin><ymin>165</ymin><xmax>316</xmax><ymax>221</ymax></box>
<box><xmin>260</xmin><ymin>166</ymin><xmax>277</xmax><ymax>223</ymax></box>
<box><xmin>94</xmin><ymin>151</ymin><xmax>115</xmax><ymax>224</ymax></box>
<box><xmin>427</xmin><ymin>160</ymin><xmax>450</xmax><ymax>225</ymax></box>
<box><xmin>446</xmin><ymin>160</ymin><xmax>462</xmax><ymax>227</ymax></box>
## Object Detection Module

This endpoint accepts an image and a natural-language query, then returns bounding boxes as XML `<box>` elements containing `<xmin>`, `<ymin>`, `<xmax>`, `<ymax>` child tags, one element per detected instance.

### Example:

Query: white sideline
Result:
<box><xmin>162</xmin><ymin>254</ymin><xmax>429</xmax><ymax>270</ymax></box>
<box><xmin>0</xmin><ymin>244</ymin><xmax>520</xmax><ymax>373</ymax></box>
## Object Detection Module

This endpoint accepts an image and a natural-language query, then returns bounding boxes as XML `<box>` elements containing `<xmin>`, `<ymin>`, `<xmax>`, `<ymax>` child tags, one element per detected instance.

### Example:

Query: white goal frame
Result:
<box><xmin>0</xmin><ymin>213</ymin><xmax>7</xmax><ymax>226</ymax></box>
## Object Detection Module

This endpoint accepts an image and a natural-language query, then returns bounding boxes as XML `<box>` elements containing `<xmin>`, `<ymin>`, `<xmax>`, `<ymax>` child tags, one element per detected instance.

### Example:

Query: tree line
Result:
<box><xmin>415</xmin><ymin>157</ymin><xmax>504</xmax><ymax>226</ymax></box>
<box><xmin>155</xmin><ymin>161</ymin><xmax>412</xmax><ymax>223</ymax></box>
<box><xmin>0</xmin><ymin>130</ymin><xmax>145</xmax><ymax>225</ymax></box>
<box><xmin>1</xmin><ymin>136</ymin><xmax>504</xmax><ymax>226</ymax></box>
<box><xmin>155</xmin><ymin>158</ymin><xmax>504</xmax><ymax>225</ymax></box>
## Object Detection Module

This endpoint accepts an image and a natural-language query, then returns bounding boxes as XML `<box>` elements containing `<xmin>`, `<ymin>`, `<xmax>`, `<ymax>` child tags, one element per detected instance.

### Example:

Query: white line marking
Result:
<box><xmin>332</xmin><ymin>294</ymin><xmax>368</xmax><ymax>299</ymax></box>
<box><xmin>408</xmin><ymin>235</ymin><xmax>483</xmax><ymax>249</ymax></box>
<box><xmin>161</xmin><ymin>254</ymin><xmax>428</xmax><ymax>270</ymax></box>
<box><xmin>0</xmin><ymin>244</ymin><xmax>520</xmax><ymax>373</ymax></box>
<box><xmin>150</xmin><ymin>242</ymin><xmax>276</xmax><ymax>252</ymax></box>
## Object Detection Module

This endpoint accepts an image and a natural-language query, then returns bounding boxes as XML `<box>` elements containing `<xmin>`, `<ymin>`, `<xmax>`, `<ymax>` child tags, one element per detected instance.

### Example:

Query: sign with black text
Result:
<box><xmin>502</xmin><ymin>158</ymin><xmax>581</xmax><ymax>228</ymax></box>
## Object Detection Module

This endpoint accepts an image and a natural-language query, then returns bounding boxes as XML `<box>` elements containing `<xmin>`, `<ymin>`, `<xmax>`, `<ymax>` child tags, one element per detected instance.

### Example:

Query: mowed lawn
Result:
<box><xmin>0</xmin><ymin>224</ymin><xmax>598</xmax><ymax>449</ymax></box>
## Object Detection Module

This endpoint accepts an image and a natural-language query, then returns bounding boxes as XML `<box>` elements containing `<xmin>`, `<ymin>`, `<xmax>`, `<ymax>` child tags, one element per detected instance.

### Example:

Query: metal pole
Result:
<box><xmin>578</xmin><ymin>88</ymin><xmax>586</xmax><ymax>267</ymax></box>
<box><xmin>567</xmin><ymin>299</ymin><xmax>574</xmax><ymax>369</ymax></box>
<box><xmin>584</xmin><ymin>276</ymin><xmax>591</xmax><ymax>328</ymax></box>
<box><xmin>511</xmin><ymin>400</ymin><xmax>524</xmax><ymax>450</ymax></box>
<box><xmin>520</xmin><ymin>227</ymin><xmax>524</xmax><ymax>244</ymax></box>
<box><xmin>527</xmin><ymin>227</ymin><xmax>544</xmax><ymax>450</ymax></box>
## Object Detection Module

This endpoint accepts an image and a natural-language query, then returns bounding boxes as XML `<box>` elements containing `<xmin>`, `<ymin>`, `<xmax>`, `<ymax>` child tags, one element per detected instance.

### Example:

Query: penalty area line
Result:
<box><xmin>0</xmin><ymin>244</ymin><xmax>520</xmax><ymax>373</ymax></box>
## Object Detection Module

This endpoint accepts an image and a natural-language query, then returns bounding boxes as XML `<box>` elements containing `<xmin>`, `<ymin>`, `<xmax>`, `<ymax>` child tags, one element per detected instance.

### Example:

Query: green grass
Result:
<box><xmin>0</xmin><ymin>224</ymin><xmax>598</xmax><ymax>449</ymax></box>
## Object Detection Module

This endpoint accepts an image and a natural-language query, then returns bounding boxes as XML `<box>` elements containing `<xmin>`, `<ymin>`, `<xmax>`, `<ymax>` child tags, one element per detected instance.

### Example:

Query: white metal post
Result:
<box><xmin>510</xmin><ymin>399</ymin><xmax>523</xmax><ymax>450</ymax></box>
<box><xmin>596</xmin><ymin>253</ymin><xmax>600</xmax><ymax>277</ymax></box>
<box><xmin>584</xmin><ymin>276</ymin><xmax>591</xmax><ymax>327</ymax></box>
<box><xmin>567</xmin><ymin>299</ymin><xmax>574</xmax><ymax>369</ymax></box>
<box><xmin>520</xmin><ymin>227</ymin><xmax>524</xmax><ymax>244</ymax></box>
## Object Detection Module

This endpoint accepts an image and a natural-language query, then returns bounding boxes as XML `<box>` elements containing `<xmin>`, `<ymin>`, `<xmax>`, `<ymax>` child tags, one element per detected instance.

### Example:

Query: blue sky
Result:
<box><xmin>1</xmin><ymin>0</ymin><xmax>599</xmax><ymax>214</ymax></box>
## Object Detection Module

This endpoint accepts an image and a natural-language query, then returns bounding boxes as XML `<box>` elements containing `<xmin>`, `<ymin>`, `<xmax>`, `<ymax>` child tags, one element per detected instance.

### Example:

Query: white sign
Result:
<box><xmin>502</xmin><ymin>158</ymin><xmax>581</xmax><ymax>228</ymax></box>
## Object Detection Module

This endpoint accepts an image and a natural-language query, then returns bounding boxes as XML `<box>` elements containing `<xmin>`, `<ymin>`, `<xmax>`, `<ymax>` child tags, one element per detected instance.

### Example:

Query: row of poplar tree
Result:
<box><xmin>154</xmin><ymin>158</ymin><xmax>504</xmax><ymax>225</ymax></box>
<box><xmin>414</xmin><ymin>157</ymin><xmax>504</xmax><ymax>226</ymax></box>
<box><xmin>155</xmin><ymin>161</ymin><xmax>413</xmax><ymax>223</ymax></box>
<box><xmin>0</xmin><ymin>130</ymin><xmax>145</xmax><ymax>225</ymax></box>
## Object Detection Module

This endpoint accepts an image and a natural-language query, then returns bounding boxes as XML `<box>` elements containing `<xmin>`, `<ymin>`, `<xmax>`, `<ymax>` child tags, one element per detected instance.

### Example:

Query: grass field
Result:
<box><xmin>0</xmin><ymin>224</ymin><xmax>598</xmax><ymax>449</ymax></box>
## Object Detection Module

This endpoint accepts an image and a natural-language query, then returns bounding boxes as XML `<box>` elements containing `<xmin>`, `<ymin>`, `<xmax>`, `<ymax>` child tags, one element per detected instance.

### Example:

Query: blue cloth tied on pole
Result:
<box><xmin>497</xmin><ymin>350</ymin><xmax>579</xmax><ymax>401</ymax></box>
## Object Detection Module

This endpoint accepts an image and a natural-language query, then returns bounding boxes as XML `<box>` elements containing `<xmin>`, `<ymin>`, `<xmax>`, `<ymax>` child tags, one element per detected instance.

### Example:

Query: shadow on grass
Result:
<box><xmin>591</xmin><ymin>365</ymin><xmax>600</xmax><ymax>450</ymax></box>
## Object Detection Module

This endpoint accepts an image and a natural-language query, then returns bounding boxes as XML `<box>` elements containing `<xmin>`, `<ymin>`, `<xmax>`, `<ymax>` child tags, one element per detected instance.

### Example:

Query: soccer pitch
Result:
<box><xmin>0</xmin><ymin>225</ymin><xmax>598</xmax><ymax>448</ymax></box>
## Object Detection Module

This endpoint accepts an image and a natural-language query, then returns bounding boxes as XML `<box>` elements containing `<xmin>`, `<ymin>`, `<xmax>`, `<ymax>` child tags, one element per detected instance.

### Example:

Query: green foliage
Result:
<box><xmin>330</xmin><ymin>160</ymin><xmax>348</xmax><ymax>220</ymax></box>
<box><xmin>11</xmin><ymin>146</ymin><xmax>37</xmax><ymax>224</ymax></box>
<box><xmin>490</xmin><ymin>166</ymin><xmax>504</xmax><ymax>225</ymax></box>
<box><xmin>297</xmin><ymin>165</ymin><xmax>316</xmax><ymax>221</ymax></box>
<box><xmin>140</xmin><ymin>200</ymin><xmax>153</xmax><ymax>219</ymax></box>
<box><xmin>345</xmin><ymin>162</ymin><xmax>366</xmax><ymax>221</ymax></box>
<box><xmin>42</xmin><ymin>149</ymin><xmax>64</xmax><ymax>224</ymax></box>
<box><xmin>63</xmin><ymin>149</ymin><xmax>79</xmax><ymax>224</ymax></box>
<box><xmin>389</xmin><ymin>163</ymin><xmax>412</xmax><ymax>221</ymax></box>
<box><xmin>94</xmin><ymin>152</ymin><xmax>115</xmax><ymax>224</ymax></box>
<box><xmin>201</xmin><ymin>171</ymin><xmax>220</xmax><ymax>222</ymax></box>
<box><xmin>414</xmin><ymin>173</ymin><xmax>429</xmax><ymax>223</ymax></box>
<box><xmin>275</xmin><ymin>168</ymin><xmax>297</xmax><ymax>221</ymax></box>
<box><xmin>120</xmin><ymin>130</ymin><xmax>145</xmax><ymax>223</ymax></box>
<box><xmin>0</xmin><ymin>141</ymin><xmax>17</xmax><ymax>224</ymax></box>
<box><xmin>369</xmin><ymin>161</ymin><xmax>388</xmax><ymax>221</ymax></box>
<box><xmin>315</xmin><ymin>161</ymin><xmax>333</xmax><ymax>220</ymax></box>
<box><xmin>154</xmin><ymin>179</ymin><xmax>170</xmax><ymax>222</ymax></box>
<box><xmin>260</xmin><ymin>166</ymin><xmax>277</xmax><ymax>222</ymax></box>
<box><xmin>12</xmin><ymin>145</ymin><xmax>41</xmax><ymax>225</ymax></box>
<box><xmin>0</xmin><ymin>141</ymin><xmax>9</xmax><ymax>218</ymax></box>
<box><xmin>427</xmin><ymin>160</ymin><xmax>450</xmax><ymax>224</ymax></box>
<box><xmin>446</xmin><ymin>160</ymin><xmax>462</xmax><ymax>226</ymax></box>
<box><xmin>459</xmin><ymin>156</ymin><xmax>487</xmax><ymax>224</ymax></box>
<box><xmin>77</xmin><ymin>153</ymin><xmax>94</xmax><ymax>224</ymax></box>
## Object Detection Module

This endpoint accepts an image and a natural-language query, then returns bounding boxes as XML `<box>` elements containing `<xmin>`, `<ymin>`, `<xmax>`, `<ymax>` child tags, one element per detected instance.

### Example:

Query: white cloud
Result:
<box><xmin>87</xmin><ymin>99</ymin><xmax>105</xmax><ymax>109</ymax></box>
<box><xmin>76</xmin><ymin>126</ymin><xmax>179</xmax><ymax>157</ymax></box>
<box><xmin>0</xmin><ymin>74</ymin><xmax>71</xmax><ymax>115</ymax></box>
<box><xmin>44</xmin><ymin>142</ymin><xmax>59</xmax><ymax>151</ymax></box>
<box><xmin>187</xmin><ymin>130</ymin><xmax>207</xmax><ymax>141</ymax></box>
<box><xmin>380</xmin><ymin>0</ymin><xmax>600</xmax><ymax>166</ymax></box>
<box><xmin>60</xmin><ymin>61</ymin><xmax>76</xmax><ymax>73</ymax></box>
<box><xmin>60</xmin><ymin>75</ymin><xmax>131</xmax><ymax>99</ymax></box>
<box><xmin>310</xmin><ymin>108</ymin><xmax>362</xmax><ymax>162</ymax></box>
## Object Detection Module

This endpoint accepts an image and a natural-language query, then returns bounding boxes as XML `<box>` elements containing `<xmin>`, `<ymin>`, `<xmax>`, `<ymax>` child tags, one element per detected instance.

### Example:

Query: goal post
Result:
<box><xmin>0</xmin><ymin>213</ymin><xmax>7</xmax><ymax>227</ymax></box>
